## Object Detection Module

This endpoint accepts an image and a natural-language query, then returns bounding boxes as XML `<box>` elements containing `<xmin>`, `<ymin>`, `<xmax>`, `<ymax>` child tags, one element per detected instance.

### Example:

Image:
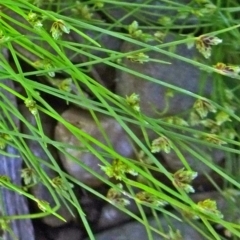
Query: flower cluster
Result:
<box><xmin>172</xmin><ymin>168</ymin><xmax>198</xmax><ymax>193</ymax></box>
<box><xmin>24</xmin><ymin>98</ymin><xmax>38</xmax><ymax>115</ymax></box>
<box><xmin>27</xmin><ymin>11</ymin><xmax>43</xmax><ymax>30</ymax></box>
<box><xmin>51</xmin><ymin>176</ymin><xmax>74</xmax><ymax>192</ymax></box>
<box><xmin>196</xmin><ymin>199</ymin><xmax>223</xmax><ymax>219</ymax></box>
<box><xmin>0</xmin><ymin>218</ymin><xmax>10</xmax><ymax>233</ymax></box>
<box><xmin>101</xmin><ymin>159</ymin><xmax>138</xmax><ymax>181</ymax></box>
<box><xmin>158</xmin><ymin>16</ymin><xmax>172</xmax><ymax>26</ymax></box>
<box><xmin>0</xmin><ymin>132</ymin><xmax>11</xmax><ymax>150</ymax></box>
<box><xmin>151</xmin><ymin>135</ymin><xmax>173</xmax><ymax>154</ymax></box>
<box><xmin>164</xmin><ymin>116</ymin><xmax>189</xmax><ymax>127</ymax></box>
<box><xmin>21</xmin><ymin>168</ymin><xmax>38</xmax><ymax>186</ymax></box>
<box><xmin>135</xmin><ymin>191</ymin><xmax>167</xmax><ymax>207</ymax></box>
<box><xmin>33</xmin><ymin>59</ymin><xmax>56</xmax><ymax>77</ymax></box>
<box><xmin>193</xmin><ymin>98</ymin><xmax>216</xmax><ymax>119</ymax></box>
<box><xmin>0</xmin><ymin>175</ymin><xmax>11</xmax><ymax>186</ymax></box>
<box><xmin>106</xmin><ymin>184</ymin><xmax>130</xmax><ymax>207</ymax></box>
<box><xmin>213</xmin><ymin>62</ymin><xmax>240</xmax><ymax>78</ymax></box>
<box><xmin>126</xmin><ymin>93</ymin><xmax>140</xmax><ymax>112</ymax></box>
<box><xmin>195</xmin><ymin>35</ymin><xmax>222</xmax><ymax>58</ymax></box>
<box><xmin>201</xmin><ymin>133</ymin><xmax>227</xmax><ymax>145</ymax></box>
<box><xmin>126</xmin><ymin>53</ymin><xmax>149</xmax><ymax>64</ymax></box>
<box><xmin>215</xmin><ymin>111</ymin><xmax>231</xmax><ymax>126</ymax></box>
<box><xmin>178</xmin><ymin>1</ymin><xmax>216</xmax><ymax>20</ymax></box>
<box><xmin>71</xmin><ymin>1</ymin><xmax>93</xmax><ymax>20</ymax></box>
<box><xmin>36</xmin><ymin>199</ymin><xmax>50</xmax><ymax>212</ymax></box>
<box><xmin>0</xmin><ymin>30</ymin><xmax>10</xmax><ymax>44</ymax></box>
<box><xmin>153</xmin><ymin>31</ymin><xmax>166</xmax><ymax>42</ymax></box>
<box><xmin>128</xmin><ymin>21</ymin><xmax>153</xmax><ymax>42</ymax></box>
<box><xmin>191</xmin><ymin>94</ymin><xmax>235</xmax><ymax>144</ymax></box>
<box><xmin>191</xmin><ymin>3</ymin><xmax>217</xmax><ymax>17</ymax></box>
<box><xmin>58</xmin><ymin>78</ymin><xmax>73</xmax><ymax>92</ymax></box>
<box><xmin>50</xmin><ymin>20</ymin><xmax>70</xmax><ymax>40</ymax></box>
<box><xmin>93</xmin><ymin>2</ymin><xmax>104</xmax><ymax>9</ymax></box>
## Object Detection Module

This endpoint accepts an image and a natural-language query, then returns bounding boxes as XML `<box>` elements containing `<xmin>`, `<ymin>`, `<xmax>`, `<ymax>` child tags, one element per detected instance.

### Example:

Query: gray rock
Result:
<box><xmin>102</xmin><ymin>0</ymin><xmax>195</xmax><ymax>25</ymax></box>
<box><xmin>69</xmin><ymin>16</ymin><xmax>122</xmax><ymax>87</ymax></box>
<box><xmin>80</xmin><ymin>194</ymin><xmax>101</xmax><ymax>224</ymax></box>
<box><xmin>35</xmin><ymin>226</ymin><xmax>47</xmax><ymax>240</ymax></box>
<box><xmin>162</xmin><ymin>143</ymin><xmax>224</xmax><ymax>175</ymax></box>
<box><xmin>87</xmin><ymin>212</ymin><xmax>203</xmax><ymax>240</ymax></box>
<box><xmin>97</xmin><ymin>199</ymin><xmax>150</xmax><ymax>231</ymax></box>
<box><xmin>97</xmin><ymin>182</ymin><xmax>152</xmax><ymax>231</ymax></box>
<box><xmin>54</xmin><ymin>107</ymin><xmax>135</xmax><ymax>187</ymax></box>
<box><xmin>46</xmin><ymin>226</ymin><xmax>83</xmax><ymax>240</ymax></box>
<box><xmin>115</xmin><ymin>33</ymin><xmax>212</xmax><ymax>118</ymax></box>
<box><xmin>0</xmin><ymin>49</ymin><xmax>35</xmax><ymax>240</ymax></box>
<box><xmin>115</xmin><ymin>33</ymin><xmax>223</xmax><ymax>174</ymax></box>
<box><xmin>97</xmin><ymin>203</ymin><xmax>133</xmax><ymax>231</ymax></box>
<box><xmin>20</xmin><ymin>105</ymin><xmax>76</xmax><ymax>227</ymax></box>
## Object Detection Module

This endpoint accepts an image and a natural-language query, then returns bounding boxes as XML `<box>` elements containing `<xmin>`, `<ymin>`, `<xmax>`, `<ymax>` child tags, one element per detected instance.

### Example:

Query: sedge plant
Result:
<box><xmin>0</xmin><ymin>0</ymin><xmax>240</xmax><ymax>239</ymax></box>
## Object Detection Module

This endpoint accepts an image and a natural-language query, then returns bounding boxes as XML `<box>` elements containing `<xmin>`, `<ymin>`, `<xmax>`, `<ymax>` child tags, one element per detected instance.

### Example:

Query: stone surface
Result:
<box><xmin>102</xmin><ymin>0</ymin><xmax>195</xmax><ymax>25</ymax></box>
<box><xmin>162</xmin><ymin>143</ymin><xmax>224</xmax><ymax>175</ymax></box>
<box><xmin>90</xmin><ymin>191</ymin><xmax>238</xmax><ymax>240</ymax></box>
<box><xmin>87</xmin><ymin>212</ymin><xmax>203</xmax><ymax>240</ymax></box>
<box><xmin>97</xmin><ymin>199</ymin><xmax>150</xmax><ymax>231</ymax></box>
<box><xmin>79</xmin><ymin>193</ymin><xmax>102</xmax><ymax>225</ymax></box>
<box><xmin>54</xmin><ymin>107</ymin><xmax>135</xmax><ymax>187</ymax></box>
<box><xmin>46</xmin><ymin>225</ymin><xmax>83</xmax><ymax>240</ymax></box>
<box><xmin>70</xmin><ymin>18</ymin><xmax>122</xmax><ymax>88</ymax></box>
<box><xmin>0</xmin><ymin>49</ymin><xmax>35</xmax><ymax>240</ymax></box>
<box><xmin>115</xmin><ymin>33</ymin><xmax>223</xmax><ymax>174</ymax></box>
<box><xmin>34</xmin><ymin>222</ymin><xmax>83</xmax><ymax>240</ymax></box>
<box><xmin>97</xmin><ymin>203</ymin><xmax>133</xmax><ymax>231</ymax></box>
<box><xmin>115</xmin><ymin>33</ymin><xmax>213</xmax><ymax>118</ymax></box>
<box><xmin>34</xmin><ymin>223</ymin><xmax>48</xmax><ymax>240</ymax></box>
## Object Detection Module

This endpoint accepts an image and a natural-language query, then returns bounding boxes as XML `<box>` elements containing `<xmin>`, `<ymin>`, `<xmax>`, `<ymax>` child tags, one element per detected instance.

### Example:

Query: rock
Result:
<box><xmin>79</xmin><ymin>193</ymin><xmax>101</xmax><ymax>225</ymax></box>
<box><xmin>115</xmin><ymin>33</ymin><xmax>223</xmax><ymax>174</ymax></box>
<box><xmin>115</xmin><ymin>33</ymin><xmax>213</xmax><ymax>118</ymax></box>
<box><xmin>0</xmin><ymin>49</ymin><xmax>35</xmax><ymax>240</ymax></box>
<box><xmin>34</xmin><ymin>222</ymin><xmax>83</xmax><ymax>240</ymax></box>
<box><xmin>46</xmin><ymin>225</ymin><xmax>83</xmax><ymax>240</ymax></box>
<box><xmin>97</xmin><ymin>199</ymin><xmax>150</xmax><ymax>231</ymax></box>
<box><xmin>34</xmin><ymin>223</ymin><xmax>48</xmax><ymax>240</ymax></box>
<box><xmin>20</xmin><ymin>105</ymin><xmax>76</xmax><ymax>227</ymax></box>
<box><xmin>162</xmin><ymin>143</ymin><xmax>224</xmax><ymax>175</ymax></box>
<box><xmin>67</xmin><ymin>12</ymin><xmax>122</xmax><ymax>88</ymax></box>
<box><xmin>102</xmin><ymin>0</ymin><xmax>196</xmax><ymax>25</ymax></box>
<box><xmin>54</xmin><ymin>107</ymin><xmax>135</xmax><ymax>187</ymax></box>
<box><xmin>96</xmin><ymin>182</ymin><xmax>156</xmax><ymax>231</ymax></box>
<box><xmin>86</xmin><ymin>212</ymin><xmax>203</xmax><ymax>240</ymax></box>
<box><xmin>97</xmin><ymin>203</ymin><xmax>132</xmax><ymax>231</ymax></box>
